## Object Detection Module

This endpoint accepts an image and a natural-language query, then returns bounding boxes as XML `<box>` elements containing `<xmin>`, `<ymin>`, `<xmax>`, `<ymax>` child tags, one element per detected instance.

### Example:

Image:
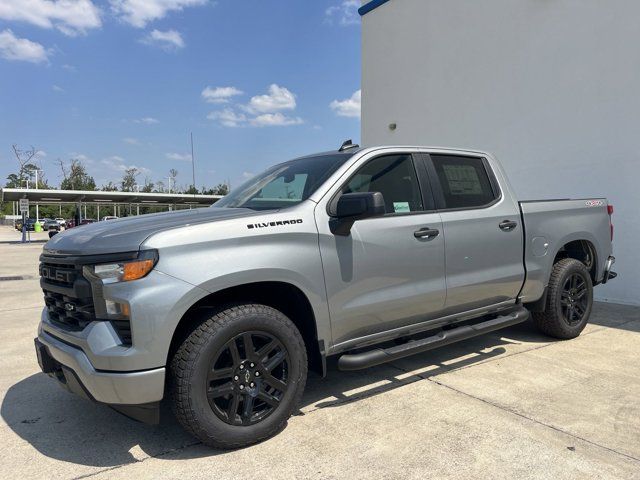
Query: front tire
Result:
<box><xmin>532</xmin><ymin>258</ymin><xmax>593</xmax><ymax>339</ymax></box>
<box><xmin>170</xmin><ymin>304</ymin><xmax>307</xmax><ymax>449</ymax></box>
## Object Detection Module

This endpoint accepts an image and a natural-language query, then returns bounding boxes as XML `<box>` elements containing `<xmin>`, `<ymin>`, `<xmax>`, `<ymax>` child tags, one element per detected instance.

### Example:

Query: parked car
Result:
<box><xmin>65</xmin><ymin>218</ymin><xmax>95</xmax><ymax>229</ymax></box>
<box><xmin>35</xmin><ymin>144</ymin><xmax>616</xmax><ymax>449</ymax></box>
<box><xmin>42</xmin><ymin>219</ymin><xmax>60</xmax><ymax>231</ymax></box>
<box><xmin>15</xmin><ymin>218</ymin><xmax>37</xmax><ymax>231</ymax></box>
<box><xmin>54</xmin><ymin>218</ymin><xmax>67</xmax><ymax>227</ymax></box>
<box><xmin>102</xmin><ymin>216</ymin><xmax>119</xmax><ymax>221</ymax></box>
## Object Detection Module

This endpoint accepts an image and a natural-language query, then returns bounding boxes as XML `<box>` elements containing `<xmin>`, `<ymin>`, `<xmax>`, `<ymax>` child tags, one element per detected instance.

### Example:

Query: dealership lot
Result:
<box><xmin>0</xmin><ymin>226</ymin><xmax>638</xmax><ymax>479</ymax></box>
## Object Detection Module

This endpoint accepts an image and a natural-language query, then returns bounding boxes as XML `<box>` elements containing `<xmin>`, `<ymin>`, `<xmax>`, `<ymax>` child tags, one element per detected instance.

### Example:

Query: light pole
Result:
<box><xmin>191</xmin><ymin>132</ymin><xmax>196</xmax><ymax>196</ymax></box>
<box><xmin>26</xmin><ymin>168</ymin><xmax>41</xmax><ymax>189</ymax></box>
<box><xmin>132</xmin><ymin>184</ymin><xmax>140</xmax><ymax>216</ymax></box>
<box><xmin>27</xmin><ymin>168</ymin><xmax>41</xmax><ymax>221</ymax></box>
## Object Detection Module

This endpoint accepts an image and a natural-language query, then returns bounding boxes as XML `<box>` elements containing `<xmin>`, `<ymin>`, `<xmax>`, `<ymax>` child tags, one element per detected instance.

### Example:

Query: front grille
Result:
<box><xmin>43</xmin><ymin>290</ymin><xmax>95</xmax><ymax>330</ymax></box>
<box><xmin>40</xmin><ymin>255</ymin><xmax>132</xmax><ymax>346</ymax></box>
<box><xmin>40</xmin><ymin>259</ymin><xmax>95</xmax><ymax>332</ymax></box>
<box><xmin>40</xmin><ymin>262</ymin><xmax>77</xmax><ymax>287</ymax></box>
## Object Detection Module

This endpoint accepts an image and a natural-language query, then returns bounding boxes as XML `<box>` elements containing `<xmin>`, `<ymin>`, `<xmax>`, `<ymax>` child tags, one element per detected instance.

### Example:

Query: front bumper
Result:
<box><xmin>35</xmin><ymin>330</ymin><xmax>165</xmax><ymax>423</ymax></box>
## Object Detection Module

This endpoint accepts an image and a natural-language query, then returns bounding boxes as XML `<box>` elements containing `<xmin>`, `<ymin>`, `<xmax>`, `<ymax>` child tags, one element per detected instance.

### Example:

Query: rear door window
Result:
<box><xmin>430</xmin><ymin>155</ymin><xmax>498</xmax><ymax>209</ymax></box>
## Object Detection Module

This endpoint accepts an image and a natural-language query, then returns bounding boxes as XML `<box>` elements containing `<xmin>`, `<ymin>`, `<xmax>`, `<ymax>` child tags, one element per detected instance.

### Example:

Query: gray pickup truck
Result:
<box><xmin>35</xmin><ymin>143</ymin><xmax>616</xmax><ymax>448</ymax></box>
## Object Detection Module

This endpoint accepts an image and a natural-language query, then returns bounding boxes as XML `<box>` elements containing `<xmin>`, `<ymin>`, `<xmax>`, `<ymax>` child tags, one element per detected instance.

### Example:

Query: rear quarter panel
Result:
<box><xmin>519</xmin><ymin>199</ymin><xmax>612</xmax><ymax>302</ymax></box>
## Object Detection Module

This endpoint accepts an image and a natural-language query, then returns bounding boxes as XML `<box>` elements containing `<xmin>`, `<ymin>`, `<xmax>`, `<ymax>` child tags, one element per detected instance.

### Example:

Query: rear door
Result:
<box><xmin>422</xmin><ymin>153</ymin><xmax>524</xmax><ymax>312</ymax></box>
<box><xmin>315</xmin><ymin>151</ymin><xmax>446</xmax><ymax>347</ymax></box>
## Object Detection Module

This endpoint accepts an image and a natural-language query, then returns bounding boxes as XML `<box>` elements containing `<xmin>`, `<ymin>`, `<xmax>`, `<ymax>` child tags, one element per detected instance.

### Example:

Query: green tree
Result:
<box><xmin>2</xmin><ymin>145</ymin><xmax>47</xmax><ymax>217</ymax></box>
<box><xmin>154</xmin><ymin>180</ymin><xmax>166</xmax><ymax>193</ymax></box>
<box><xmin>5</xmin><ymin>145</ymin><xmax>42</xmax><ymax>188</ymax></box>
<box><xmin>141</xmin><ymin>176</ymin><xmax>154</xmax><ymax>192</ymax></box>
<box><xmin>59</xmin><ymin>159</ymin><xmax>96</xmax><ymax>190</ymax></box>
<box><xmin>5</xmin><ymin>172</ymin><xmax>23</xmax><ymax>188</ymax></box>
<box><xmin>168</xmin><ymin>168</ymin><xmax>178</xmax><ymax>193</ymax></box>
<box><xmin>101</xmin><ymin>181</ymin><xmax>119</xmax><ymax>191</ymax></box>
<box><xmin>202</xmin><ymin>183</ymin><xmax>229</xmax><ymax>195</ymax></box>
<box><xmin>121</xmin><ymin>167</ymin><xmax>139</xmax><ymax>192</ymax></box>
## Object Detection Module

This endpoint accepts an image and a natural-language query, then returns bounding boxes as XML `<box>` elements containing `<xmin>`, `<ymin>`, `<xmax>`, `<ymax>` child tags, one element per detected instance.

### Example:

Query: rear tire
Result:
<box><xmin>170</xmin><ymin>303</ymin><xmax>307</xmax><ymax>449</ymax></box>
<box><xmin>532</xmin><ymin>258</ymin><xmax>593</xmax><ymax>339</ymax></box>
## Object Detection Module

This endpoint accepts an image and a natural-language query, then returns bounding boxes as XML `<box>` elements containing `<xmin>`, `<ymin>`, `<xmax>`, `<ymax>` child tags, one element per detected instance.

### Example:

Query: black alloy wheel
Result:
<box><xmin>560</xmin><ymin>273</ymin><xmax>589</xmax><ymax>326</ymax></box>
<box><xmin>170</xmin><ymin>303</ymin><xmax>308</xmax><ymax>449</ymax></box>
<box><xmin>531</xmin><ymin>258</ymin><xmax>593</xmax><ymax>339</ymax></box>
<box><xmin>207</xmin><ymin>331</ymin><xmax>290</xmax><ymax>426</ymax></box>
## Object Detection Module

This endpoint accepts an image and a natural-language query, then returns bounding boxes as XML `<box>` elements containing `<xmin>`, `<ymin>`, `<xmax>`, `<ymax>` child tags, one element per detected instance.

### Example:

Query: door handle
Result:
<box><xmin>414</xmin><ymin>227</ymin><xmax>440</xmax><ymax>239</ymax></box>
<box><xmin>499</xmin><ymin>220</ymin><xmax>518</xmax><ymax>231</ymax></box>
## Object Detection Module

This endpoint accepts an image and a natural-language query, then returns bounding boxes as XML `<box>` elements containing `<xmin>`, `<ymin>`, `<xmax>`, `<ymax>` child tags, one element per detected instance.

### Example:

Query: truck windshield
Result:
<box><xmin>213</xmin><ymin>153</ymin><xmax>353</xmax><ymax>210</ymax></box>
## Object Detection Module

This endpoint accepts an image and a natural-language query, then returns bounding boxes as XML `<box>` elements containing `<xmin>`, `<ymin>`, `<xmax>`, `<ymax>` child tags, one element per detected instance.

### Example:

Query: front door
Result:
<box><xmin>315</xmin><ymin>152</ymin><xmax>446</xmax><ymax>348</ymax></box>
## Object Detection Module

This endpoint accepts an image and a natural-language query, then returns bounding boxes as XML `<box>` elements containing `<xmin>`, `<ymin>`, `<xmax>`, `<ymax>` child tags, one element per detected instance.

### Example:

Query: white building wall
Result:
<box><xmin>361</xmin><ymin>0</ymin><xmax>640</xmax><ymax>305</ymax></box>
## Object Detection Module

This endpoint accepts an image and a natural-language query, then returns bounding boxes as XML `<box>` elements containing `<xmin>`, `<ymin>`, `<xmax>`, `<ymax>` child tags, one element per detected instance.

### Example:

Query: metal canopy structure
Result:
<box><xmin>1</xmin><ymin>188</ymin><xmax>222</xmax><ymax>206</ymax></box>
<box><xmin>1</xmin><ymin>188</ymin><xmax>223</xmax><ymax>222</ymax></box>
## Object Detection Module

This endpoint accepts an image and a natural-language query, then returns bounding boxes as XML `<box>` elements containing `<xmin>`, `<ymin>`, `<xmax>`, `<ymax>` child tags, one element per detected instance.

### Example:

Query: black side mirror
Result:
<box><xmin>330</xmin><ymin>192</ymin><xmax>385</xmax><ymax>235</ymax></box>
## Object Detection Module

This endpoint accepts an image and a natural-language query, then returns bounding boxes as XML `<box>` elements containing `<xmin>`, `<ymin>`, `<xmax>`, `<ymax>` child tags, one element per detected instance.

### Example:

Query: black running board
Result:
<box><xmin>337</xmin><ymin>306</ymin><xmax>530</xmax><ymax>371</ymax></box>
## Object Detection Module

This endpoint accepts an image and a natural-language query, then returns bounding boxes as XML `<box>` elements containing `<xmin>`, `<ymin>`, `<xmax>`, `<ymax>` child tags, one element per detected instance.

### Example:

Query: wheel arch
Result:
<box><xmin>552</xmin><ymin>238</ymin><xmax>598</xmax><ymax>283</ymax></box>
<box><xmin>525</xmin><ymin>236</ymin><xmax>599</xmax><ymax>312</ymax></box>
<box><xmin>168</xmin><ymin>281</ymin><xmax>326</xmax><ymax>376</ymax></box>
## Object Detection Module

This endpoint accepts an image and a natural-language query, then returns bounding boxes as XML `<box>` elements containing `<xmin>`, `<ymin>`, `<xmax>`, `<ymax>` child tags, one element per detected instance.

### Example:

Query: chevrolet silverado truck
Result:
<box><xmin>35</xmin><ymin>143</ymin><xmax>616</xmax><ymax>448</ymax></box>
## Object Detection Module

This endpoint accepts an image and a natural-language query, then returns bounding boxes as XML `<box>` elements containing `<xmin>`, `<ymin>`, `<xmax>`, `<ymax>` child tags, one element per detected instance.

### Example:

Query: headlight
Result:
<box><xmin>86</xmin><ymin>250</ymin><xmax>158</xmax><ymax>284</ymax></box>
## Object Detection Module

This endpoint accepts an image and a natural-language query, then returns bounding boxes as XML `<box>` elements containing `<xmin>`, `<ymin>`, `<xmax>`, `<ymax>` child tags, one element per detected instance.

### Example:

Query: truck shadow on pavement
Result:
<box><xmin>1</xmin><ymin>310</ymin><xmax>635</xmax><ymax>468</ymax></box>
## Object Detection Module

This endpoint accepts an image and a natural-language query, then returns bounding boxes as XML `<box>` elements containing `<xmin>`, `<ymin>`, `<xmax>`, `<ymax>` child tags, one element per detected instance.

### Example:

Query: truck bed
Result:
<box><xmin>518</xmin><ymin>198</ymin><xmax>612</xmax><ymax>303</ymax></box>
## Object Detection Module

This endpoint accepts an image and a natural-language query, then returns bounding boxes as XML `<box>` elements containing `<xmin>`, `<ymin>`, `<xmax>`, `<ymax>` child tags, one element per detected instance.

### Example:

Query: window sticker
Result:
<box><xmin>393</xmin><ymin>202</ymin><xmax>410</xmax><ymax>213</ymax></box>
<box><xmin>442</xmin><ymin>165</ymin><xmax>483</xmax><ymax>195</ymax></box>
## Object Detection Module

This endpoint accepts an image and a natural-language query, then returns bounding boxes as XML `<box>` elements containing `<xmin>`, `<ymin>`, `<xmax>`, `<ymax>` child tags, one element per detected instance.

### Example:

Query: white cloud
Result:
<box><xmin>250</xmin><ymin>113</ymin><xmax>303</xmax><ymax>127</ymax></box>
<box><xmin>123</xmin><ymin>137</ymin><xmax>140</xmax><ymax>145</ymax></box>
<box><xmin>325</xmin><ymin>0</ymin><xmax>360</xmax><ymax>26</ymax></box>
<box><xmin>134</xmin><ymin>116</ymin><xmax>159</xmax><ymax>124</ymax></box>
<box><xmin>245</xmin><ymin>84</ymin><xmax>296</xmax><ymax>114</ymax></box>
<box><xmin>110</xmin><ymin>0</ymin><xmax>207</xmax><ymax>28</ymax></box>
<box><xmin>208</xmin><ymin>84</ymin><xmax>304</xmax><ymax>128</ymax></box>
<box><xmin>70</xmin><ymin>152</ymin><xmax>92</xmax><ymax>163</ymax></box>
<box><xmin>0</xmin><ymin>29</ymin><xmax>49</xmax><ymax>63</ymax></box>
<box><xmin>52</xmin><ymin>84</ymin><xmax>64</xmax><ymax>92</ymax></box>
<box><xmin>102</xmin><ymin>155</ymin><xmax>125</xmax><ymax>165</ymax></box>
<box><xmin>141</xmin><ymin>29</ymin><xmax>184</xmax><ymax>51</ymax></box>
<box><xmin>201</xmin><ymin>86</ymin><xmax>243</xmax><ymax>104</ymax></box>
<box><xmin>101</xmin><ymin>155</ymin><xmax>150</xmax><ymax>174</ymax></box>
<box><xmin>207</xmin><ymin>108</ymin><xmax>246</xmax><ymax>127</ymax></box>
<box><xmin>242</xmin><ymin>171</ymin><xmax>254</xmax><ymax>179</ymax></box>
<box><xmin>330</xmin><ymin>89</ymin><xmax>361</xmax><ymax>118</ymax></box>
<box><xmin>0</xmin><ymin>0</ymin><xmax>102</xmax><ymax>36</ymax></box>
<box><xmin>62</xmin><ymin>63</ymin><xmax>76</xmax><ymax>71</ymax></box>
<box><xmin>166</xmin><ymin>152</ymin><xmax>191</xmax><ymax>162</ymax></box>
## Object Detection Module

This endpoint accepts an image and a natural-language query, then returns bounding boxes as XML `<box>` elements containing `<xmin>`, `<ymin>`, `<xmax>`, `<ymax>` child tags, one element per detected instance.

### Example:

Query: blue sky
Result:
<box><xmin>0</xmin><ymin>0</ymin><xmax>362</xmax><ymax>190</ymax></box>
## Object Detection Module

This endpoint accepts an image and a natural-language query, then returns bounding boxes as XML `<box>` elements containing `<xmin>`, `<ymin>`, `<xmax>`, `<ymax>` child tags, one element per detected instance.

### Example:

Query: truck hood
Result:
<box><xmin>43</xmin><ymin>207</ymin><xmax>269</xmax><ymax>256</ymax></box>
